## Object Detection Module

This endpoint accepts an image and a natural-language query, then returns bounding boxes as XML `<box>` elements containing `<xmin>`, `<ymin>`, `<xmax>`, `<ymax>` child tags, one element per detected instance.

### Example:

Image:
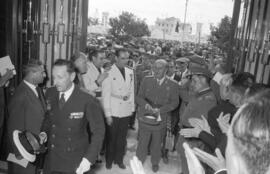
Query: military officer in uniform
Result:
<box><xmin>177</xmin><ymin>66</ymin><xmax>217</xmax><ymax>174</ymax></box>
<box><xmin>136</xmin><ymin>59</ymin><xmax>179</xmax><ymax>172</ymax></box>
<box><xmin>41</xmin><ymin>59</ymin><xmax>105</xmax><ymax>174</ymax></box>
<box><xmin>102</xmin><ymin>48</ymin><xmax>135</xmax><ymax>170</ymax></box>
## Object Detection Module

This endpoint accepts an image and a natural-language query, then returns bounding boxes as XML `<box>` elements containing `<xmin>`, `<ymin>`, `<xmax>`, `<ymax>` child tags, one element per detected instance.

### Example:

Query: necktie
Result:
<box><xmin>36</xmin><ymin>87</ymin><xmax>46</xmax><ymax>110</ymax></box>
<box><xmin>59</xmin><ymin>93</ymin><xmax>65</xmax><ymax>110</ymax></box>
<box><xmin>97</xmin><ymin>67</ymin><xmax>101</xmax><ymax>74</ymax></box>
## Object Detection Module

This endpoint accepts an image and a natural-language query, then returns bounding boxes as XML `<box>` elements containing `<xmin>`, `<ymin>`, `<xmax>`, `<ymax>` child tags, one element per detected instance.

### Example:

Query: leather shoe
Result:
<box><xmin>117</xmin><ymin>163</ymin><xmax>126</xmax><ymax>169</ymax></box>
<box><xmin>106</xmin><ymin>163</ymin><xmax>112</xmax><ymax>169</ymax></box>
<box><xmin>152</xmin><ymin>165</ymin><xmax>159</xmax><ymax>172</ymax></box>
<box><xmin>163</xmin><ymin>156</ymin><xmax>169</xmax><ymax>164</ymax></box>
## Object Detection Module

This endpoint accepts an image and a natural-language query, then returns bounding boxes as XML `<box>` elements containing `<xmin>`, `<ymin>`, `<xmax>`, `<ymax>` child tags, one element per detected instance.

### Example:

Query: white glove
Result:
<box><xmin>76</xmin><ymin>158</ymin><xmax>91</xmax><ymax>174</ymax></box>
<box><xmin>39</xmin><ymin>132</ymin><xmax>47</xmax><ymax>144</ymax></box>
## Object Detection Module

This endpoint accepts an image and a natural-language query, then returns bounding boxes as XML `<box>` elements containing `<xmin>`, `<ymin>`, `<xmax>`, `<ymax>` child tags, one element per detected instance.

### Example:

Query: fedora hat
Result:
<box><xmin>13</xmin><ymin>130</ymin><xmax>46</xmax><ymax>162</ymax></box>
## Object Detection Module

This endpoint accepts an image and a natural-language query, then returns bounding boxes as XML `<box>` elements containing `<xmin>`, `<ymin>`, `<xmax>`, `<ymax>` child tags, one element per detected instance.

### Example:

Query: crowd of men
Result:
<box><xmin>1</xmin><ymin>35</ymin><xmax>270</xmax><ymax>174</ymax></box>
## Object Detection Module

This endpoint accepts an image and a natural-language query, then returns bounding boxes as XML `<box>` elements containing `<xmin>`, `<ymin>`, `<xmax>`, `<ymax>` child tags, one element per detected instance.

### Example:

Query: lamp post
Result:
<box><xmin>182</xmin><ymin>0</ymin><xmax>188</xmax><ymax>42</ymax></box>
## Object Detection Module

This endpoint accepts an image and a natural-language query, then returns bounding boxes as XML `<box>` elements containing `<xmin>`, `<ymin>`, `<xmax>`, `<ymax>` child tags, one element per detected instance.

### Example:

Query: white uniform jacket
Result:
<box><xmin>102</xmin><ymin>64</ymin><xmax>135</xmax><ymax>118</ymax></box>
<box><xmin>82</xmin><ymin>61</ymin><xmax>103</xmax><ymax>94</ymax></box>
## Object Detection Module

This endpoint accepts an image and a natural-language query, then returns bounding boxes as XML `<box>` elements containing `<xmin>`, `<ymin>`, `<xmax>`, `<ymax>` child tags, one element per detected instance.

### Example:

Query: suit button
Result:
<box><xmin>52</xmin><ymin>134</ymin><xmax>55</xmax><ymax>138</ymax></box>
<box><xmin>51</xmin><ymin>144</ymin><xmax>55</xmax><ymax>148</ymax></box>
<box><xmin>52</xmin><ymin>124</ymin><xmax>56</xmax><ymax>128</ymax></box>
<box><xmin>67</xmin><ymin>147</ymin><xmax>71</xmax><ymax>152</ymax></box>
<box><xmin>68</xmin><ymin>128</ymin><xmax>71</xmax><ymax>131</ymax></box>
<box><xmin>68</xmin><ymin>138</ymin><xmax>71</xmax><ymax>141</ymax></box>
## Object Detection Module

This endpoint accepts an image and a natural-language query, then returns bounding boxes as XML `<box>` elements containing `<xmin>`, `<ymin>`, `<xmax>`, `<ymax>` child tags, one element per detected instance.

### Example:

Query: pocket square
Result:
<box><xmin>69</xmin><ymin>112</ymin><xmax>84</xmax><ymax>119</ymax></box>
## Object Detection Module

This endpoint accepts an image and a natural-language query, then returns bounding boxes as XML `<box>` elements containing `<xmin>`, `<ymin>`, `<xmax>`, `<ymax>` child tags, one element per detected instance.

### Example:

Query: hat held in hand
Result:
<box><xmin>13</xmin><ymin>130</ymin><xmax>47</xmax><ymax>162</ymax></box>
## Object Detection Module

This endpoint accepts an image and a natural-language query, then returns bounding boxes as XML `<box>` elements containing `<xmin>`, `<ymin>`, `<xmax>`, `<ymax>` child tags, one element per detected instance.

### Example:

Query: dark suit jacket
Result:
<box><xmin>7</xmin><ymin>81</ymin><xmax>45</xmax><ymax>154</ymax></box>
<box><xmin>136</xmin><ymin>76</ymin><xmax>179</xmax><ymax>130</ymax></box>
<box><xmin>42</xmin><ymin>85</ymin><xmax>105</xmax><ymax>173</ymax></box>
<box><xmin>199</xmin><ymin>100</ymin><xmax>236</xmax><ymax>155</ymax></box>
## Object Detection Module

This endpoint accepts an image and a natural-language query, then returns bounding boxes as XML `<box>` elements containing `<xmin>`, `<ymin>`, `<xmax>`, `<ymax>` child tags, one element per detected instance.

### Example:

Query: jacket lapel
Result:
<box><xmin>22</xmin><ymin>82</ymin><xmax>45</xmax><ymax>112</ymax></box>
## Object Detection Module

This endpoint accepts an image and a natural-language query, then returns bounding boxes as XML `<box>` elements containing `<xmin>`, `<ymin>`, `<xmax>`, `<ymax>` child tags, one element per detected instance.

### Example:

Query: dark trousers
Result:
<box><xmin>8</xmin><ymin>162</ymin><xmax>36</xmax><ymax>174</ymax></box>
<box><xmin>129</xmin><ymin>112</ymin><xmax>136</xmax><ymax>127</ymax></box>
<box><xmin>136</xmin><ymin>127</ymin><xmax>166</xmax><ymax>165</ymax></box>
<box><xmin>105</xmin><ymin>116</ymin><xmax>130</xmax><ymax>165</ymax></box>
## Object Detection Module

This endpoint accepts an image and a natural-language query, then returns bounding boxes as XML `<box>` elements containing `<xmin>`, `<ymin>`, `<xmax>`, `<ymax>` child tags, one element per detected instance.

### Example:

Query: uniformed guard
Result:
<box><xmin>176</xmin><ymin>66</ymin><xmax>217</xmax><ymax>174</ymax></box>
<box><xmin>136</xmin><ymin>59</ymin><xmax>179</xmax><ymax>173</ymax></box>
<box><xmin>40</xmin><ymin>59</ymin><xmax>105</xmax><ymax>174</ymax></box>
<box><xmin>102</xmin><ymin>48</ymin><xmax>135</xmax><ymax>170</ymax></box>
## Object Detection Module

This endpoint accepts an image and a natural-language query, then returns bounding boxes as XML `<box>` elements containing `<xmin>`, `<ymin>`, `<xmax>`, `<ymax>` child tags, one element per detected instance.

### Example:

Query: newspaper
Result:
<box><xmin>0</xmin><ymin>55</ymin><xmax>16</xmax><ymax>76</ymax></box>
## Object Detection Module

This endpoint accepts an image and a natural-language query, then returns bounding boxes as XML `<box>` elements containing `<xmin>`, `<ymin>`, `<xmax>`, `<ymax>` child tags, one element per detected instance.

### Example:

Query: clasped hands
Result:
<box><xmin>145</xmin><ymin>103</ymin><xmax>160</xmax><ymax>114</ymax></box>
<box><xmin>145</xmin><ymin>103</ymin><xmax>161</xmax><ymax>121</ymax></box>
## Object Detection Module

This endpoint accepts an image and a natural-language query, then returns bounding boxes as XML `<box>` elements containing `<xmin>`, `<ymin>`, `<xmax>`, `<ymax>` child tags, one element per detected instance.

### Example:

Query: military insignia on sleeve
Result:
<box><xmin>69</xmin><ymin>112</ymin><xmax>84</xmax><ymax>119</ymax></box>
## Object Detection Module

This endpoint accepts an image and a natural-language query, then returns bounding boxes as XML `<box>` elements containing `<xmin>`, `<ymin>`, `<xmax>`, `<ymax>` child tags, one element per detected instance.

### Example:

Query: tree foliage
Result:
<box><xmin>209</xmin><ymin>16</ymin><xmax>232</xmax><ymax>52</ymax></box>
<box><xmin>109</xmin><ymin>12</ymin><xmax>150</xmax><ymax>41</ymax></box>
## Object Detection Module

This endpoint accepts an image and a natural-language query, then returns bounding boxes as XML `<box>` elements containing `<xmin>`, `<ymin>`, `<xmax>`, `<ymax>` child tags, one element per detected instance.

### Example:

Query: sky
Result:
<box><xmin>88</xmin><ymin>0</ymin><xmax>234</xmax><ymax>35</ymax></box>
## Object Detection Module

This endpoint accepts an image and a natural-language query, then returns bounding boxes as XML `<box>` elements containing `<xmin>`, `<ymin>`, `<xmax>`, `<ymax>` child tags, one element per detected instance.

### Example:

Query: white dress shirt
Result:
<box><xmin>59</xmin><ymin>83</ymin><xmax>75</xmax><ymax>101</ymax></box>
<box><xmin>23</xmin><ymin>80</ymin><xmax>38</xmax><ymax>97</ymax></box>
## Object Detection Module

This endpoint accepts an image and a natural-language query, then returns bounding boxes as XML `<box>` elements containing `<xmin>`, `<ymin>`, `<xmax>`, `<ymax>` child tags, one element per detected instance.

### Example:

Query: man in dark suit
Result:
<box><xmin>41</xmin><ymin>59</ymin><xmax>105</xmax><ymax>174</ymax></box>
<box><xmin>136</xmin><ymin>59</ymin><xmax>179</xmax><ymax>172</ymax></box>
<box><xmin>7</xmin><ymin>59</ymin><xmax>46</xmax><ymax>174</ymax></box>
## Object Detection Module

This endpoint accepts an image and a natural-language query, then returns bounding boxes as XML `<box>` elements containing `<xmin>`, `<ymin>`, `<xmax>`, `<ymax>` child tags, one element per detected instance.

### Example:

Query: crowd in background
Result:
<box><xmin>1</xmin><ymin>33</ymin><xmax>270</xmax><ymax>174</ymax></box>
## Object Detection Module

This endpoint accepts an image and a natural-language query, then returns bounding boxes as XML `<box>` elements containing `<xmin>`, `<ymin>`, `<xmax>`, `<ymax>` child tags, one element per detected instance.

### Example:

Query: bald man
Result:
<box><xmin>136</xmin><ymin>59</ymin><xmax>179</xmax><ymax>172</ymax></box>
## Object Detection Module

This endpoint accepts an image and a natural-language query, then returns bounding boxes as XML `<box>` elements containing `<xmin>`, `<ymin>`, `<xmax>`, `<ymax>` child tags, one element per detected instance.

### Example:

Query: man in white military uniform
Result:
<box><xmin>102</xmin><ymin>48</ymin><xmax>135</xmax><ymax>170</ymax></box>
<box><xmin>82</xmin><ymin>49</ymin><xmax>109</xmax><ymax>98</ymax></box>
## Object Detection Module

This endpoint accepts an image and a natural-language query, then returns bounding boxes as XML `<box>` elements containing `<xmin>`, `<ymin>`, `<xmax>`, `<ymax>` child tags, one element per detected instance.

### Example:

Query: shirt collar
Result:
<box><xmin>157</xmin><ymin>76</ymin><xmax>166</xmax><ymax>85</ymax></box>
<box><xmin>23</xmin><ymin>80</ymin><xmax>38</xmax><ymax>97</ymax></box>
<box><xmin>167</xmin><ymin>73</ymin><xmax>175</xmax><ymax>80</ymax></box>
<box><xmin>60</xmin><ymin>83</ymin><xmax>75</xmax><ymax>101</ymax></box>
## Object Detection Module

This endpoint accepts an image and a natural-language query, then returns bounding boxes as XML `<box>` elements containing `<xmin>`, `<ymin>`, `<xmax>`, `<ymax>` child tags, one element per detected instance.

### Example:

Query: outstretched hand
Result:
<box><xmin>193</xmin><ymin>148</ymin><xmax>226</xmax><ymax>172</ymax></box>
<box><xmin>183</xmin><ymin>142</ymin><xmax>205</xmax><ymax>174</ymax></box>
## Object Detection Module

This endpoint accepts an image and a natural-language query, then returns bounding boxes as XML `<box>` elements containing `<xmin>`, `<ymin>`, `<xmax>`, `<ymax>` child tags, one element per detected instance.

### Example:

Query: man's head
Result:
<box><xmin>188</xmin><ymin>66</ymin><xmax>211</xmax><ymax>92</ymax></box>
<box><xmin>167</xmin><ymin>60</ymin><xmax>175</xmax><ymax>76</ymax></box>
<box><xmin>52</xmin><ymin>59</ymin><xmax>76</xmax><ymax>92</ymax></box>
<box><xmin>229</xmin><ymin>73</ymin><xmax>255</xmax><ymax>107</ymax></box>
<box><xmin>175</xmin><ymin>57</ymin><xmax>189</xmax><ymax>73</ymax></box>
<box><xmin>153</xmin><ymin>59</ymin><xmax>168</xmax><ymax>80</ymax></box>
<box><xmin>71</xmin><ymin>52</ymin><xmax>87</xmax><ymax>74</ymax></box>
<box><xmin>219</xmin><ymin>73</ymin><xmax>233</xmax><ymax>100</ymax></box>
<box><xmin>226</xmin><ymin>90</ymin><xmax>270</xmax><ymax>174</ymax></box>
<box><xmin>115</xmin><ymin>48</ymin><xmax>129</xmax><ymax>68</ymax></box>
<box><xmin>23</xmin><ymin>59</ymin><xmax>46</xmax><ymax>85</ymax></box>
<box><xmin>89</xmin><ymin>49</ymin><xmax>106</xmax><ymax>68</ymax></box>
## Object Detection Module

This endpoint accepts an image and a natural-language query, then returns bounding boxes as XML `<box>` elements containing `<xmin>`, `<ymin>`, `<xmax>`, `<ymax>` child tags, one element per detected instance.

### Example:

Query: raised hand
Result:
<box><xmin>217</xmin><ymin>112</ymin><xmax>231</xmax><ymax>134</ymax></box>
<box><xmin>183</xmin><ymin>142</ymin><xmax>205</xmax><ymax>174</ymax></box>
<box><xmin>193</xmin><ymin>148</ymin><xmax>226</xmax><ymax>172</ymax></box>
